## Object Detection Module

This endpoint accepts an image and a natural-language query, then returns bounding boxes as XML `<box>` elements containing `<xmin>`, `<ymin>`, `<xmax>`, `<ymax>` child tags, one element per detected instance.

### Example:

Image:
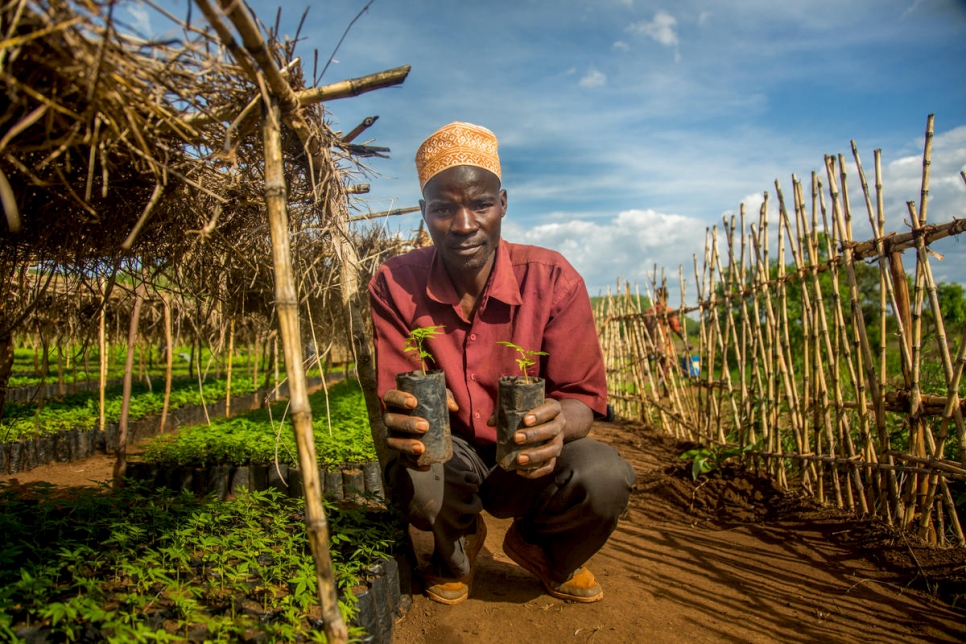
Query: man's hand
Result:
<box><xmin>511</xmin><ymin>398</ymin><xmax>566</xmax><ymax>479</ymax></box>
<box><xmin>383</xmin><ymin>388</ymin><xmax>458</xmax><ymax>471</ymax></box>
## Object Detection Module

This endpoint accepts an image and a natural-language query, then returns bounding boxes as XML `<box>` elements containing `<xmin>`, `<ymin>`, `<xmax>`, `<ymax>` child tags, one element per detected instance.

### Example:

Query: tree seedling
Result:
<box><xmin>679</xmin><ymin>443</ymin><xmax>754</xmax><ymax>480</ymax></box>
<box><xmin>404</xmin><ymin>326</ymin><xmax>444</xmax><ymax>375</ymax></box>
<box><xmin>497</xmin><ymin>341</ymin><xmax>547</xmax><ymax>384</ymax></box>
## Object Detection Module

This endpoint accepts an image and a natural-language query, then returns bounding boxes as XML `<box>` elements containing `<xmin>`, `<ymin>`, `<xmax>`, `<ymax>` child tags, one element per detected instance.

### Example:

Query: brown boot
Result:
<box><xmin>423</xmin><ymin>515</ymin><xmax>488</xmax><ymax>605</ymax></box>
<box><xmin>502</xmin><ymin>520</ymin><xmax>603</xmax><ymax>603</ymax></box>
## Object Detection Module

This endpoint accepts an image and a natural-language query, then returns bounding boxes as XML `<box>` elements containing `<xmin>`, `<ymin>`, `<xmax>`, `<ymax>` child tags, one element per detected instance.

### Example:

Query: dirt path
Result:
<box><xmin>4</xmin><ymin>419</ymin><xmax>964</xmax><ymax>643</ymax></box>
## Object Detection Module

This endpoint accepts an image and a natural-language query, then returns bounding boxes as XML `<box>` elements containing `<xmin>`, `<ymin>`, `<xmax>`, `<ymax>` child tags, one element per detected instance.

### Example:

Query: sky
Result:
<box><xmin>133</xmin><ymin>0</ymin><xmax>966</xmax><ymax>299</ymax></box>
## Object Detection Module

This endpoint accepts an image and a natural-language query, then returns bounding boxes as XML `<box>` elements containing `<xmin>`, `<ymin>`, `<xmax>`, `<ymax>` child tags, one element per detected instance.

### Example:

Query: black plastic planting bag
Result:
<box><xmin>496</xmin><ymin>377</ymin><xmax>546</xmax><ymax>471</ymax></box>
<box><xmin>394</xmin><ymin>369</ymin><xmax>452</xmax><ymax>467</ymax></box>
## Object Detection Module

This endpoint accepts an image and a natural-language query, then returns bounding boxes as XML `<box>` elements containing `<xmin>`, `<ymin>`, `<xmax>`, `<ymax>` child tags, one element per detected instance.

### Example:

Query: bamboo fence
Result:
<box><xmin>597</xmin><ymin>116</ymin><xmax>966</xmax><ymax>546</ymax></box>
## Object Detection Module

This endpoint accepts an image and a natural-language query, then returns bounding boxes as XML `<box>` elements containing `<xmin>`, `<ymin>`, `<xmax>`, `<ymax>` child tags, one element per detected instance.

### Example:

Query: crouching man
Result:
<box><xmin>368</xmin><ymin>122</ymin><xmax>636</xmax><ymax>605</ymax></box>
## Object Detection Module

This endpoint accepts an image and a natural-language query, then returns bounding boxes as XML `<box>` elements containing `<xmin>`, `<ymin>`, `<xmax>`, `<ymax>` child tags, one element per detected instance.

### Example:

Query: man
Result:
<box><xmin>644</xmin><ymin>286</ymin><xmax>685</xmax><ymax>394</ymax></box>
<box><xmin>368</xmin><ymin>122</ymin><xmax>635</xmax><ymax>605</ymax></box>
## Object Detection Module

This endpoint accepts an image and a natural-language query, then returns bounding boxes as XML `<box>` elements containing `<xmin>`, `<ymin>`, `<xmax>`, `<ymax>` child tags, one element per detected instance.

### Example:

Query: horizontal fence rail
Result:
<box><xmin>596</xmin><ymin>116</ymin><xmax>966</xmax><ymax>546</ymax></box>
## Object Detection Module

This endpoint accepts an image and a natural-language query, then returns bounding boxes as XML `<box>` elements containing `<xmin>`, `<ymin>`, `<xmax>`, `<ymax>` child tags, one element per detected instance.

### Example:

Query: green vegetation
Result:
<box><xmin>679</xmin><ymin>443</ymin><xmax>755</xmax><ymax>480</ymax></box>
<box><xmin>141</xmin><ymin>379</ymin><xmax>375</xmax><ymax>468</ymax></box>
<box><xmin>6</xmin><ymin>345</ymin><xmax>260</xmax><ymax>390</ymax></box>
<box><xmin>497</xmin><ymin>341</ymin><xmax>547</xmax><ymax>384</ymax></box>
<box><xmin>403</xmin><ymin>326</ymin><xmax>444</xmax><ymax>375</ymax></box>
<box><xmin>1</xmin><ymin>377</ymin><xmax>257</xmax><ymax>443</ymax></box>
<box><xmin>0</xmin><ymin>483</ymin><xmax>401</xmax><ymax>642</ymax></box>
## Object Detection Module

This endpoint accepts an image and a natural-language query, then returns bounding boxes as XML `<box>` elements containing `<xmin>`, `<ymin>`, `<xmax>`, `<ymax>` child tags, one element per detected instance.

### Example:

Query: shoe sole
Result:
<box><xmin>424</xmin><ymin>587</ymin><xmax>470</xmax><ymax>605</ymax></box>
<box><xmin>504</xmin><ymin>527</ymin><xmax>604</xmax><ymax>603</ymax></box>
<box><xmin>424</xmin><ymin>516</ymin><xmax>488</xmax><ymax>606</ymax></box>
<box><xmin>544</xmin><ymin>584</ymin><xmax>604</xmax><ymax>603</ymax></box>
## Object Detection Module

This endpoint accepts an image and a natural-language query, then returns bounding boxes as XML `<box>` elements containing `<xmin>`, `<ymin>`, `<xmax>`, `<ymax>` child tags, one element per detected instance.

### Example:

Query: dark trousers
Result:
<box><xmin>388</xmin><ymin>434</ymin><xmax>636</xmax><ymax>581</ymax></box>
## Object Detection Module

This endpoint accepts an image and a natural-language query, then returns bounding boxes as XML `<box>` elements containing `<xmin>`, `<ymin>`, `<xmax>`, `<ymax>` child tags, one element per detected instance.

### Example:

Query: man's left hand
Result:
<box><xmin>513</xmin><ymin>398</ymin><xmax>565</xmax><ymax>479</ymax></box>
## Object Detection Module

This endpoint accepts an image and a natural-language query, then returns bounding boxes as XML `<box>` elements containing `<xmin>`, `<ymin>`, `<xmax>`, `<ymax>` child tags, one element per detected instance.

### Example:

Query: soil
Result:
<box><xmin>4</xmin><ymin>417</ymin><xmax>965</xmax><ymax>643</ymax></box>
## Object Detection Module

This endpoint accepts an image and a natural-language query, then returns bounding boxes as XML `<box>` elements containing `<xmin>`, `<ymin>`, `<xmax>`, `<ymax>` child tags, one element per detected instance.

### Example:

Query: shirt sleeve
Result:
<box><xmin>669</xmin><ymin>310</ymin><xmax>683</xmax><ymax>334</ymax></box>
<box><xmin>368</xmin><ymin>268</ymin><xmax>419</xmax><ymax>404</ymax></box>
<box><xmin>541</xmin><ymin>272</ymin><xmax>608</xmax><ymax>417</ymax></box>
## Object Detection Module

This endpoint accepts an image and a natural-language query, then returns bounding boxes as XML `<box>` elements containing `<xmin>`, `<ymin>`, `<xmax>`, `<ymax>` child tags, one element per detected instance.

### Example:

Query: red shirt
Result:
<box><xmin>368</xmin><ymin>240</ymin><xmax>607</xmax><ymax>445</ymax></box>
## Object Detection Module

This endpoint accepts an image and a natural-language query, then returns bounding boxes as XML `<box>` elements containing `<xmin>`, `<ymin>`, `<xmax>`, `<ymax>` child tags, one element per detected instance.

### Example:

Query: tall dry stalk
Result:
<box><xmin>112</xmin><ymin>268</ymin><xmax>146</xmax><ymax>486</ymax></box>
<box><xmin>261</xmin><ymin>98</ymin><xmax>347</xmax><ymax>643</ymax></box>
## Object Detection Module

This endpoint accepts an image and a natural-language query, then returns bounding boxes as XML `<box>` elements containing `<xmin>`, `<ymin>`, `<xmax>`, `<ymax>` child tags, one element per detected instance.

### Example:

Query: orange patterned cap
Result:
<box><xmin>415</xmin><ymin>122</ymin><xmax>501</xmax><ymax>190</ymax></box>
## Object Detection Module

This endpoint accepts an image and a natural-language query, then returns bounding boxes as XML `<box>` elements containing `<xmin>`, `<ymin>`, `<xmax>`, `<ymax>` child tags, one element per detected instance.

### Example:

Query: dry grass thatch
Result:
<box><xmin>0</xmin><ymin>0</ymin><xmax>409</xmax><ymax>337</ymax></box>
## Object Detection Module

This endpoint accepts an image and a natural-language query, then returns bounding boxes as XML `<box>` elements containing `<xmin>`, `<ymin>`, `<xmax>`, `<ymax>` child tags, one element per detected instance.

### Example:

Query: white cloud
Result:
<box><xmin>504</xmin><ymin>209</ymin><xmax>706</xmax><ymax>296</ymax></box>
<box><xmin>612</xmin><ymin>40</ymin><xmax>629</xmax><ymax>51</ymax></box>
<box><xmin>697</xmin><ymin>11</ymin><xmax>712</xmax><ymax>26</ymax></box>
<box><xmin>629</xmin><ymin>10</ymin><xmax>679</xmax><ymax>47</ymax></box>
<box><xmin>123</xmin><ymin>1</ymin><xmax>153</xmax><ymax>36</ymax></box>
<box><xmin>879</xmin><ymin>125</ymin><xmax>966</xmax><ymax>285</ymax></box>
<box><xmin>501</xmin><ymin>125</ymin><xmax>966</xmax><ymax>298</ymax></box>
<box><xmin>579</xmin><ymin>68</ymin><xmax>607</xmax><ymax>88</ymax></box>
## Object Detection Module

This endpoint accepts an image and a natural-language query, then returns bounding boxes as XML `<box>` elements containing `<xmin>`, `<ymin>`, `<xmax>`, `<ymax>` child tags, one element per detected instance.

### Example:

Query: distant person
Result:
<box><xmin>644</xmin><ymin>287</ymin><xmax>685</xmax><ymax>395</ymax></box>
<box><xmin>368</xmin><ymin>122</ymin><xmax>635</xmax><ymax>605</ymax></box>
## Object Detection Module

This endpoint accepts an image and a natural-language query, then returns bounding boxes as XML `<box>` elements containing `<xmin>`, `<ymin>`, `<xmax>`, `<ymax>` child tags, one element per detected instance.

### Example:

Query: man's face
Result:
<box><xmin>420</xmin><ymin>165</ymin><xmax>507</xmax><ymax>278</ymax></box>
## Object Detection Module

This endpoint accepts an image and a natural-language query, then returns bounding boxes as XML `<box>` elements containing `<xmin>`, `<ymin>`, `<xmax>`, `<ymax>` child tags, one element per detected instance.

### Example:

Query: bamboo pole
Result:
<box><xmin>747</xmin><ymin>451</ymin><xmax>966</xmax><ymax>480</ymax></box>
<box><xmin>261</xmin><ymin>97</ymin><xmax>347</xmax><ymax>644</ymax></box>
<box><xmin>112</xmin><ymin>269</ymin><xmax>146</xmax><ymax>487</ymax></box>
<box><xmin>712</xmin><ymin>223</ymin><xmax>742</xmax><ymax>437</ymax></box>
<box><xmin>817</xmin><ymin>178</ymin><xmax>857</xmax><ymax>510</ymax></box>
<box><xmin>225</xmin><ymin>318</ymin><xmax>234</xmax><ymax>418</ymax></box>
<box><xmin>707</xmin><ymin>227</ymin><xmax>738</xmax><ymax>441</ymax></box>
<box><xmin>159</xmin><ymin>292</ymin><xmax>173</xmax><ymax>433</ymax></box>
<box><xmin>737</xmin><ymin>205</ymin><xmax>756</xmax><ymax>445</ymax></box>
<box><xmin>906</xmin><ymin>200</ymin><xmax>965</xmax><ymax>542</ymax></box>
<box><xmin>798</xmin><ymin>176</ymin><xmax>843</xmax><ymax>508</ymax></box>
<box><xmin>98</xmin><ymin>281</ymin><xmax>107</xmax><ymax>432</ymax></box>
<box><xmin>193</xmin><ymin>0</ymin><xmax>349</xmax><ymax>635</ymax></box>
<box><xmin>853</xmin><ymin>145</ymin><xmax>891</xmax><ymax>515</ymax></box>
<box><xmin>180</xmin><ymin>66</ymin><xmax>411</xmax><ymax>130</ymax></box>
<box><xmin>775</xmin><ymin>180</ymin><xmax>812</xmax><ymax>489</ymax></box>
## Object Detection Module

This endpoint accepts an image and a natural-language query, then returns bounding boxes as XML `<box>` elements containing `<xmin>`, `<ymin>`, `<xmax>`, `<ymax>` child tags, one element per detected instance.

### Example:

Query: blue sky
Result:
<box><xmin>135</xmin><ymin>0</ymin><xmax>966</xmax><ymax>298</ymax></box>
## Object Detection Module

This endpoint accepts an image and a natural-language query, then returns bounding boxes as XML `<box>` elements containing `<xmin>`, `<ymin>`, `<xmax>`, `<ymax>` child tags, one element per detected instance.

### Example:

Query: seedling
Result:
<box><xmin>0</xmin><ymin>484</ymin><xmax>401</xmax><ymax>640</ymax></box>
<box><xmin>679</xmin><ymin>443</ymin><xmax>754</xmax><ymax>480</ymax></box>
<box><xmin>497</xmin><ymin>341</ymin><xmax>547</xmax><ymax>384</ymax></box>
<box><xmin>404</xmin><ymin>325</ymin><xmax>444</xmax><ymax>375</ymax></box>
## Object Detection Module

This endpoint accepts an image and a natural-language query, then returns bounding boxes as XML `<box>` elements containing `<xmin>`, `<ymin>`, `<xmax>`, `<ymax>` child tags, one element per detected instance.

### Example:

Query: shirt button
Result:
<box><xmin>470</xmin><ymin>374</ymin><xmax>476</xmax><ymax>381</ymax></box>
<box><xmin>470</xmin><ymin>333</ymin><xmax>477</xmax><ymax>340</ymax></box>
<box><xmin>474</xmin><ymin>412</ymin><xmax>480</xmax><ymax>419</ymax></box>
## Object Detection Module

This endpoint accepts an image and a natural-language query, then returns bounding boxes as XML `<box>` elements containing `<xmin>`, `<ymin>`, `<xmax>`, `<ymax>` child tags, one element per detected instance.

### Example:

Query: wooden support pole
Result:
<box><xmin>159</xmin><ymin>292</ymin><xmax>173</xmax><ymax>433</ymax></box>
<box><xmin>261</xmin><ymin>97</ymin><xmax>347</xmax><ymax>644</ymax></box>
<box><xmin>225</xmin><ymin>318</ymin><xmax>235</xmax><ymax>418</ymax></box>
<box><xmin>113</xmin><ymin>270</ymin><xmax>146</xmax><ymax>487</ymax></box>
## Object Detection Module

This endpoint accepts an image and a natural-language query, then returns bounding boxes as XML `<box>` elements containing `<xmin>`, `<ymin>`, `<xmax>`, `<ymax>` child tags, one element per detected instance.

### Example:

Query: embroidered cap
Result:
<box><xmin>415</xmin><ymin>122</ymin><xmax>501</xmax><ymax>190</ymax></box>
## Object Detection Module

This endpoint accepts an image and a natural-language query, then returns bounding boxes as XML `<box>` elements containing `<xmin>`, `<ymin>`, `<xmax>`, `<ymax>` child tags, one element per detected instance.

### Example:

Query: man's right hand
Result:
<box><xmin>383</xmin><ymin>388</ymin><xmax>458</xmax><ymax>471</ymax></box>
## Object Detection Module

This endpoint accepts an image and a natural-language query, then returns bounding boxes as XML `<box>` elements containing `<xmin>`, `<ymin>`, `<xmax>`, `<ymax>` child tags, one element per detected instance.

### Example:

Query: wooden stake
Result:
<box><xmin>225</xmin><ymin>318</ymin><xmax>235</xmax><ymax>418</ymax></box>
<box><xmin>159</xmin><ymin>292</ymin><xmax>173</xmax><ymax>433</ymax></box>
<box><xmin>99</xmin><ymin>281</ymin><xmax>107</xmax><ymax>432</ymax></box>
<box><xmin>261</xmin><ymin>97</ymin><xmax>347</xmax><ymax>644</ymax></box>
<box><xmin>113</xmin><ymin>269</ymin><xmax>146</xmax><ymax>487</ymax></box>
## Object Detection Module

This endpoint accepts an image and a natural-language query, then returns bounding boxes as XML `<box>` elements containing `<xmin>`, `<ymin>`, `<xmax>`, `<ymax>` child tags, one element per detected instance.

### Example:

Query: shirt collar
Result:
<box><xmin>425</xmin><ymin>240</ymin><xmax>523</xmax><ymax>307</ymax></box>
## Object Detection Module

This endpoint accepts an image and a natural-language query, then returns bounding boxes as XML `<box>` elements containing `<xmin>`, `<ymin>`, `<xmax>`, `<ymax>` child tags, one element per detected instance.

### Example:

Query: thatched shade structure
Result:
<box><xmin>1</xmin><ymin>1</ymin><xmax>412</xmax><ymax>640</ymax></box>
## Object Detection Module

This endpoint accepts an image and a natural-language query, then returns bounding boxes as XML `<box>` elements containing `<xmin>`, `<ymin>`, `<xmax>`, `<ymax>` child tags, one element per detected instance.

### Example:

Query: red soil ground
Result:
<box><xmin>392</xmin><ymin>419</ymin><xmax>966</xmax><ymax>644</ymax></box>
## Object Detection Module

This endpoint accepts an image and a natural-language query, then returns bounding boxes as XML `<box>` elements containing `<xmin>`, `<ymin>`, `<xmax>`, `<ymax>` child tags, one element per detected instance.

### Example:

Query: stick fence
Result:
<box><xmin>596</xmin><ymin>116</ymin><xmax>966</xmax><ymax>545</ymax></box>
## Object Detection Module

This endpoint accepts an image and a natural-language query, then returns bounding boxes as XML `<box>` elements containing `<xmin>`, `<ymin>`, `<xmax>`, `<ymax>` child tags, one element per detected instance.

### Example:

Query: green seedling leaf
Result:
<box><xmin>497</xmin><ymin>340</ymin><xmax>548</xmax><ymax>384</ymax></box>
<box><xmin>404</xmin><ymin>325</ymin><xmax>445</xmax><ymax>375</ymax></box>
